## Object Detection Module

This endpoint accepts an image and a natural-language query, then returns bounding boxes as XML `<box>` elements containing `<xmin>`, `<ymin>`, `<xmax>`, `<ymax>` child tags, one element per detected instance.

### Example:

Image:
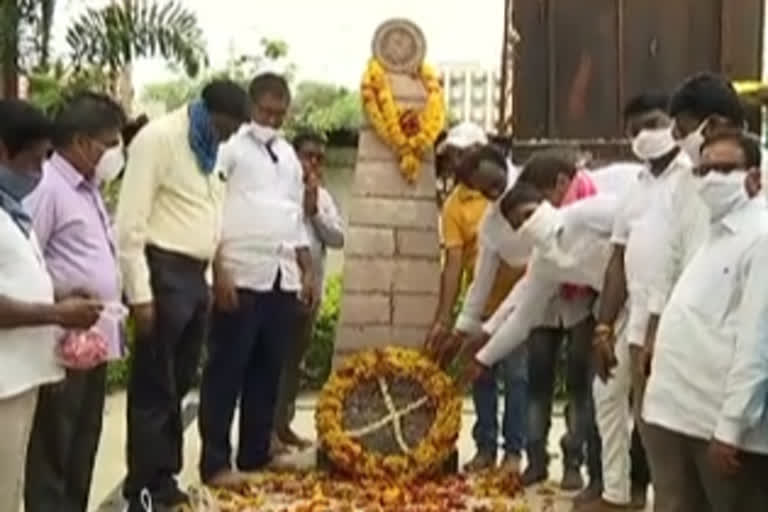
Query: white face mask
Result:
<box><xmin>250</xmin><ymin>122</ymin><xmax>278</xmax><ymax>144</ymax></box>
<box><xmin>94</xmin><ymin>145</ymin><xmax>125</xmax><ymax>183</ymax></box>
<box><xmin>519</xmin><ymin>201</ymin><xmax>575</xmax><ymax>266</ymax></box>
<box><xmin>694</xmin><ymin>171</ymin><xmax>749</xmax><ymax>221</ymax></box>
<box><xmin>631</xmin><ymin>126</ymin><xmax>676</xmax><ymax>161</ymax></box>
<box><xmin>678</xmin><ymin>120</ymin><xmax>707</xmax><ymax>165</ymax></box>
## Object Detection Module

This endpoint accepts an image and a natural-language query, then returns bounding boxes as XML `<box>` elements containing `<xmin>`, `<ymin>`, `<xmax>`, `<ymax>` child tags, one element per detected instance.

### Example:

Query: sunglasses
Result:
<box><xmin>693</xmin><ymin>162</ymin><xmax>744</xmax><ymax>176</ymax></box>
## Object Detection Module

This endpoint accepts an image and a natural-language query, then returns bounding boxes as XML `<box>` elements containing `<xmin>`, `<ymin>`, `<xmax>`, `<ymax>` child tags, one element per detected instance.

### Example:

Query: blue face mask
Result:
<box><xmin>0</xmin><ymin>164</ymin><xmax>41</xmax><ymax>200</ymax></box>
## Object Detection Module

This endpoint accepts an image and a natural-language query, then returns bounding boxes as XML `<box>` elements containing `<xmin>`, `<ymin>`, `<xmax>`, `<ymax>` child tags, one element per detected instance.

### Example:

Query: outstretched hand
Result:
<box><xmin>455</xmin><ymin>357</ymin><xmax>491</xmax><ymax>392</ymax></box>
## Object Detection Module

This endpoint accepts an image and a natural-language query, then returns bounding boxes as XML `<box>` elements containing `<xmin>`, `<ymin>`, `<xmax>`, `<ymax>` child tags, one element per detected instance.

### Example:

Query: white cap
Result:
<box><xmin>436</xmin><ymin>122</ymin><xmax>488</xmax><ymax>155</ymax></box>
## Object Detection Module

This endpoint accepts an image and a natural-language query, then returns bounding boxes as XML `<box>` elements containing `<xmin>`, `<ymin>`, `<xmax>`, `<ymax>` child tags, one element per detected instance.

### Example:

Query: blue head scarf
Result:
<box><xmin>187</xmin><ymin>100</ymin><xmax>218</xmax><ymax>175</ymax></box>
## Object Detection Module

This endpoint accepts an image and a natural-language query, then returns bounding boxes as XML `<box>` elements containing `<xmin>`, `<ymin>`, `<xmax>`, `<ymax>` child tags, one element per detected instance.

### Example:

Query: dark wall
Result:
<box><xmin>513</xmin><ymin>0</ymin><xmax>764</xmax><ymax>140</ymax></box>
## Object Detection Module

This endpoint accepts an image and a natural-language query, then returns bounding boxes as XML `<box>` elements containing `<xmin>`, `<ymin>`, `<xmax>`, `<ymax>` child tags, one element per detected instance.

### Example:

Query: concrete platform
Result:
<box><xmin>89</xmin><ymin>392</ymin><xmax>651</xmax><ymax>511</ymax></box>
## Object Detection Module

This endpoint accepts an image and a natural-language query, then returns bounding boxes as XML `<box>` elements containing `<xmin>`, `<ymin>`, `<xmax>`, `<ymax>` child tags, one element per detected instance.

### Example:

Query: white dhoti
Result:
<box><xmin>592</xmin><ymin>313</ymin><xmax>632</xmax><ymax>505</ymax></box>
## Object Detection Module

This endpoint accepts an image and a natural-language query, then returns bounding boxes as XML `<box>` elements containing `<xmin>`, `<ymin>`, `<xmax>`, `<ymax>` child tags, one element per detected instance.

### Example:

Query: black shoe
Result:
<box><xmin>573</xmin><ymin>479</ymin><xmax>603</xmax><ymax>507</ymax></box>
<box><xmin>630</xmin><ymin>484</ymin><xmax>647</xmax><ymax>509</ymax></box>
<box><xmin>520</xmin><ymin>463</ymin><xmax>548</xmax><ymax>487</ymax></box>
<box><xmin>560</xmin><ymin>465</ymin><xmax>584</xmax><ymax>491</ymax></box>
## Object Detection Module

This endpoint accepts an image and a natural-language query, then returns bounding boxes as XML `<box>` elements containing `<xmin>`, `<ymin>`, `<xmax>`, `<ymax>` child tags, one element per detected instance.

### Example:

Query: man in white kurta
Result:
<box><xmin>642</xmin><ymin>131</ymin><xmax>768</xmax><ymax>512</ymax></box>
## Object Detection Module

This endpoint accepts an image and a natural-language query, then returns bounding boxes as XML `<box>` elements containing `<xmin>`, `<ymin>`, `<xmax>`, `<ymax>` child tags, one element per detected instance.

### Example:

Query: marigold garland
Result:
<box><xmin>316</xmin><ymin>347</ymin><xmax>461</xmax><ymax>483</ymax></box>
<box><xmin>361</xmin><ymin>58</ymin><xmax>446</xmax><ymax>183</ymax></box>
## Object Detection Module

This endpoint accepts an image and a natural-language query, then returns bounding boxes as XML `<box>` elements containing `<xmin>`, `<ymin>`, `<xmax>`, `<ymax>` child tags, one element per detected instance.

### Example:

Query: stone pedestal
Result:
<box><xmin>334</xmin><ymin>73</ymin><xmax>441</xmax><ymax>363</ymax></box>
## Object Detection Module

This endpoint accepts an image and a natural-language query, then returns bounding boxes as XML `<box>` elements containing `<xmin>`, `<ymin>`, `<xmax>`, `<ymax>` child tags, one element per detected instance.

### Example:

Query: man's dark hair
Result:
<box><xmin>499</xmin><ymin>182</ymin><xmax>544</xmax><ymax>219</ymax></box>
<box><xmin>248</xmin><ymin>72</ymin><xmax>291</xmax><ymax>103</ymax></box>
<box><xmin>623</xmin><ymin>92</ymin><xmax>669</xmax><ymax>120</ymax></box>
<box><xmin>517</xmin><ymin>148</ymin><xmax>579</xmax><ymax>189</ymax></box>
<box><xmin>0</xmin><ymin>99</ymin><xmax>54</xmax><ymax>158</ymax></box>
<box><xmin>122</xmin><ymin>114</ymin><xmax>150</xmax><ymax>147</ymax></box>
<box><xmin>669</xmin><ymin>73</ymin><xmax>745</xmax><ymax>125</ymax></box>
<box><xmin>201</xmin><ymin>79</ymin><xmax>249</xmax><ymax>122</ymax></box>
<box><xmin>455</xmin><ymin>144</ymin><xmax>508</xmax><ymax>180</ymax></box>
<box><xmin>53</xmin><ymin>92</ymin><xmax>126</xmax><ymax>147</ymax></box>
<box><xmin>701</xmin><ymin>129</ymin><xmax>762</xmax><ymax>169</ymax></box>
<box><xmin>292</xmin><ymin>131</ymin><xmax>326</xmax><ymax>152</ymax></box>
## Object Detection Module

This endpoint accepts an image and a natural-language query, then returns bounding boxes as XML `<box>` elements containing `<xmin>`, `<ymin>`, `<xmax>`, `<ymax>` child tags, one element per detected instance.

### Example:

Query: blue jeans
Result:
<box><xmin>471</xmin><ymin>345</ymin><xmax>528</xmax><ymax>456</ymax></box>
<box><xmin>528</xmin><ymin>318</ymin><xmax>601</xmax><ymax>479</ymax></box>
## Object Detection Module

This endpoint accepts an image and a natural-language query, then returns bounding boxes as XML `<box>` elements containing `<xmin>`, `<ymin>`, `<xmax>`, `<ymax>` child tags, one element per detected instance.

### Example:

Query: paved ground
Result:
<box><xmin>89</xmin><ymin>392</ymin><xmax>651</xmax><ymax>512</ymax></box>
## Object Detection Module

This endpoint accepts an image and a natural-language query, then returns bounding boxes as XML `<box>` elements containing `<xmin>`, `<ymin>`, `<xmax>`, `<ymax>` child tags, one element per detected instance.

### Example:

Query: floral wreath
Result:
<box><xmin>361</xmin><ymin>58</ymin><xmax>446</xmax><ymax>183</ymax></box>
<box><xmin>316</xmin><ymin>346</ymin><xmax>462</xmax><ymax>482</ymax></box>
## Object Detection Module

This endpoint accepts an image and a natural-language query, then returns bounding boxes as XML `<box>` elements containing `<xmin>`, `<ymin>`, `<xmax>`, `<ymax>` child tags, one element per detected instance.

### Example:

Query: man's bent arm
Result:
<box><xmin>310</xmin><ymin>188</ymin><xmax>344</xmax><ymax>249</ymax></box>
<box><xmin>596</xmin><ymin>244</ymin><xmax>627</xmax><ymax>326</ymax></box>
<box><xmin>115</xmin><ymin>127</ymin><xmax>164</xmax><ymax>305</ymax></box>
<box><xmin>476</xmin><ymin>275</ymin><xmax>556</xmax><ymax>366</ymax></box>
<box><xmin>433</xmin><ymin>247</ymin><xmax>464</xmax><ymax>325</ymax></box>
<box><xmin>715</xmin><ymin>239</ymin><xmax>768</xmax><ymax>445</ymax></box>
<box><xmin>455</xmin><ymin>243</ymin><xmax>499</xmax><ymax>333</ymax></box>
<box><xmin>0</xmin><ymin>295</ymin><xmax>59</xmax><ymax>328</ymax></box>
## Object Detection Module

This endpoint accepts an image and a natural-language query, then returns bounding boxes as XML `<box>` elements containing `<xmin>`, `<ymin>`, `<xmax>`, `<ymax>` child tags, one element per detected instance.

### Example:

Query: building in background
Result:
<box><xmin>439</xmin><ymin>62</ymin><xmax>501</xmax><ymax>133</ymax></box>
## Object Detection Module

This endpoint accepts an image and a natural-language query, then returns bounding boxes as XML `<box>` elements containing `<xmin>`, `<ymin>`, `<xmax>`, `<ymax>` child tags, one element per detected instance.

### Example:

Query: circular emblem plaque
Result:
<box><xmin>372</xmin><ymin>18</ymin><xmax>427</xmax><ymax>73</ymax></box>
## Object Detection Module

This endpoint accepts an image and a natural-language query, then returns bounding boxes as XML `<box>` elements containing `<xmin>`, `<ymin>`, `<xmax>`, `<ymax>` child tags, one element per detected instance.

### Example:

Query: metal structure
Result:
<box><xmin>497</xmin><ymin>0</ymin><xmax>518</xmax><ymax>136</ymax></box>
<box><xmin>510</xmin><ymin>0</ymin><xmax>764</xmax><ymax>160</ymax></box>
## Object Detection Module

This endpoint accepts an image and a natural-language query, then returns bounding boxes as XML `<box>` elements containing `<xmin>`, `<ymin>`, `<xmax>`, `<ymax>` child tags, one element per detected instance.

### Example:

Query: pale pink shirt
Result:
<box><xmin>24</xmin><ymin>153</ymin><xmax>123</xmax><ymax>359</ymax></box>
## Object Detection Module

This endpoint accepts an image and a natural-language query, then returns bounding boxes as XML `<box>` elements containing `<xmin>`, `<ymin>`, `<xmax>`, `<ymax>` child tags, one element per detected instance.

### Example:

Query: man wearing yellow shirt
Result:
<box><xmin>115</xmin><ymin>80</ymin><xmax>249</xmax><ymax>511</ymax></box>
<box><xmin>426</xmin><ymin>123</ymin><xmax>528</xmax><ymax>472</ymax></box>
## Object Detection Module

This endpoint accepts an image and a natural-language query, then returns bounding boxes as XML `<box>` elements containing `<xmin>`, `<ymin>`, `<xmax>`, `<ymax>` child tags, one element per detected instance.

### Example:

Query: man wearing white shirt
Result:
<box><xmin>442</xmin><ymin>149</ymin><xmax>634</xmax><ymax>490</ymax></box>
<box><xmin>588</xmin><ymin>93</ymin><xmax>691</xmax><ymax>511</ymax></box>
<box><xmin>642</xmin><ymin>130</ymin><xmax>768</xmax><ymax>510</ymax></box>
<box><xmin>641</xmin><ymin>74</ymin><xmax>748</xmax><ymax>358</ymax></box>
<box><xmin>198</xmin><ymin>73</ymin><xmax>315</xmax><ymax>487</ymax></box>
<box><xmin>0</xmin><ymin>99</ymin><xmax>103</xmax><ymax>512</ymax></box>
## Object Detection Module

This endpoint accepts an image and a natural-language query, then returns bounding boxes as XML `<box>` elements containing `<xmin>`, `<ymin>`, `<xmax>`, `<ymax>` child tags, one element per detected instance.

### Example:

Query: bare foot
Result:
<box><xmin>206</xmin><ymin>469</ymin><xmax>249</xmax><ymax>492</ymax></box>
<box><xmin>278</xmin><ymin>427</ymin><xmax>313</xmax><ymax>450</ymax></box>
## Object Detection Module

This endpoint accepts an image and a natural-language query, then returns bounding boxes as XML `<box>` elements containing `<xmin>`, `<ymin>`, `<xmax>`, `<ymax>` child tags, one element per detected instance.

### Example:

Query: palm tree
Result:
<box><xmin>66</xmin><ymin>1</ymin><xmax>207</xmax><ymax>78</ymax></box>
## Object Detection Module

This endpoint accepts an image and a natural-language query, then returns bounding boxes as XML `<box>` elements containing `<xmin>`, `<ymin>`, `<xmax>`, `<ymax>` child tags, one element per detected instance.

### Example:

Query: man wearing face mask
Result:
<box><xmin>641</xmin><ymin>130</ymin><xmax>768</xmax><ymax>511</ymax></box>
<box><xmin>0</xmin><ymin>99</ymin><xmax>104</xmax><ymax>512</ymax></box>
<box><xmin>198</xmin><ymin>73</ymin><xmax>315</xmax><ymax>488</ymax></box>
<box><xmin>22</xmin><ymin>93</ymin><xmax>126</xmax><ymax>512</ymax></box>
<box><xmin>426</xmin><ymin>129</ymin><xmax>530</xmax><ymax>474</ymax></box>
<box><xmin>116</xmin><ymin>80</ymin><xmax>249</xmax><ymax>511</ymax></box>
<box><xmin>578</xmin><ymin>93</ymin><xmax>684</xmax><ymax>511</ymax></box>
<box><xmin>429</xmin><ymin>145</ymin><xmax>532</xmax><ymax>475</ymax></box>
<box><xmin>497</xmin><ymin>149</ymin><xmax>635</xmax><ymax>491</ymax></box>
<box><xmin>637</xmin><ymin>74</ymin><xmax>745</xmax><ymax>421</ymax></box>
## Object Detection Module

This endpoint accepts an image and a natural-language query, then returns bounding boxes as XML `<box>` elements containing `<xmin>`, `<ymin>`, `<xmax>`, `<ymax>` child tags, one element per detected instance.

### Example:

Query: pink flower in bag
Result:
<box><xmin>56</xmin><ymin>329</ymin><xmax>108</xmax><ymax>370</ymax></box>
<box><xmin>55</xmin><ymin>302</ymin><xmax>127</xmax><ymax>370</ymax></box>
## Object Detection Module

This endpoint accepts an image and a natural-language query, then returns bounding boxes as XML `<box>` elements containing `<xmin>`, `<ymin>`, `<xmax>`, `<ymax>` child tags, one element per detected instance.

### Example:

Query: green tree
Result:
<box><xmin>0</xmin><ymin>0</ymin><xmax>58</xmax><ymax>96</ymax></box>
<box><xmin>65</xmin><ymin>0</ymin><xmax>208</xmax><ymax>79</ymax></box>
<box><xmin>140</xmin><ymin>38</ymin><xmax>292</xmax><ymax>112</ymax></box>
<box><xmin>283</xmin><ymin>81</ymin><xmax>363</xmax><ymax>138</ymax></box>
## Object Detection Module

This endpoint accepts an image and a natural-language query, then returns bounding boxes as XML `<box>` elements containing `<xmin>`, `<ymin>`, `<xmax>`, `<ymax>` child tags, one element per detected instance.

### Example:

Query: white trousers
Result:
<box><xmin>0</xmin><ymin>387</ymin><xmax>39</xmax><ymax>512</ymax></box>
<box><xmin>593</xmin><ymin>329</ymin><xmax>632</xmax><ymax>505</ymax></box>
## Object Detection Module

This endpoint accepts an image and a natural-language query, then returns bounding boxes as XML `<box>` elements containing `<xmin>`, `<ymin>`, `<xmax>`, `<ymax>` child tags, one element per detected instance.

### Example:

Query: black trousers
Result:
<box><xmin>123</xmin><ymin>246</ymin><xmax>209</xmax><ymax>503</ymax></box>
<box><xmin>25</xmin><ymin>364</ymin><xmax>107</xmax><ymax>512</ymax></box>
<box><xmin>630</xmin><ymin>420</ymin><xmax>651</xmax><ymax>489</ymax></box>
<box><xmin>198</xmin><ymin>284</ymin><xmax>300</xmax><ymax>482</ymax></box>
